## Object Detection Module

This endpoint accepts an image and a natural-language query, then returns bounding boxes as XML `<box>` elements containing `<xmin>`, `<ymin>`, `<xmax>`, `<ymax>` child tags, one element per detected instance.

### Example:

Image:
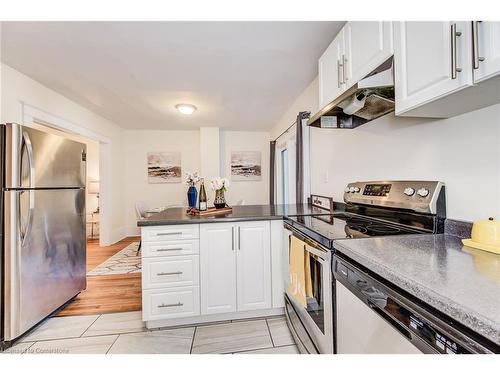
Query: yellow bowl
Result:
<box><xmin>470</xmin><ymin>217</ymin><xmax>500</xmax><ymax>247</ymax></box>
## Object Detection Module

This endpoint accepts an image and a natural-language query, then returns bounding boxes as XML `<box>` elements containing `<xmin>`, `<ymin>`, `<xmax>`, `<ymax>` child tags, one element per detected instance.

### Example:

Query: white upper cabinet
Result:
<box><xmin>236</xmin><ymin>221</ymin><xmax>271</xmax><ymax>312</ymax></box>
<box><xmin>473</xmin><ymin>21</ymin><xmax>500</xmax><ymax>83</ymax></box>
<box><xmin>319</xmin><ymin>31</ymin><xmax>345</xmax><ymax>108</ymax></box>
<box><xmin>318</xmin><ymin>22</ymin><xmax>393</xmax><ymax>109</ymax></box>
<box><xmin>200</xmin><ymin>223</ymin><xmax>237</xmax><ymax>315</ymax></box>
<box><xmin>344</xmin><ymin>21</ymin><xmax>393</xmax><ymax>88</ymax></box>
<box><xmin>394</xmin><ymin>21</ymin><xmax>473</xmax><ymax>116</ymax></box>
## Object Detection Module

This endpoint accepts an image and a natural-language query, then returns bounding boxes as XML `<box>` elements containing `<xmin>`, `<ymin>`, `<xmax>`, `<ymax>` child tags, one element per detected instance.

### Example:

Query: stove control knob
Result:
<box><xmin>404</xmin><ymin>187</ymin><xmax>415</xmax><ymax>196</ymax></box>
<box><xmin>417</xmin><ymin>188</ymin><xmax>430</xmax><ymax>197</ymax></box>
<box><xmin>344</xmin><ymin>187</ymin><xmax>351</xmax><ymax>193</ymax></box>
<box><xmin>353</xmin><ymin>187</ymin><xmax>360</xmax><ymax>193</ymax></box>
<box><xmin>349</xmin><ymin>186</ymin><xmax>356</xmax><ymax>193</ymax></box>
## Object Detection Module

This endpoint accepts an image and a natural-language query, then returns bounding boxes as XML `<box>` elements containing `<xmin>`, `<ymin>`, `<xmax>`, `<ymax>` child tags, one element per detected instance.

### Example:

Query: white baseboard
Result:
<box><xmin>145</xmin><ymin>308</ymin><xmax>284</xmax><ymax>330</ymax></box>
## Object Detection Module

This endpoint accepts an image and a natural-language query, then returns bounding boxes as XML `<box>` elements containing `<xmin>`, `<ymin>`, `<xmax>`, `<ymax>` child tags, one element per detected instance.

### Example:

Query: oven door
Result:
<box><xmin>283</xmin><ymin>224</ymin><xmax>334</xmax><ymax>354</ymax></box>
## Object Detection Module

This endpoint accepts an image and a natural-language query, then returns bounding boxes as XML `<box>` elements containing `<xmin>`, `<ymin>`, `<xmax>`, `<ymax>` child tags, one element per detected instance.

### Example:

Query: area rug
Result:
<box><xmin>87</xmin><ymin>242</ymin><xmax>141</xmax><ymax>276</ymax></box>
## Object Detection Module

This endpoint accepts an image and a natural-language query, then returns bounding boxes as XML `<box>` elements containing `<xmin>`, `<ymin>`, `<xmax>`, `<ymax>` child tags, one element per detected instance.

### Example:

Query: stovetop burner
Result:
<box><xmin>287</xmin><ymin>212</ymin><xmax>425</xmax><ymax>249</ymax></box>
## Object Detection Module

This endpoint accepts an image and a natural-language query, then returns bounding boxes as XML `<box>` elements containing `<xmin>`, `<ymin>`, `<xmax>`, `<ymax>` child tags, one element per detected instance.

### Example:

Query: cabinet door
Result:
<box><xmin>394</xmin><ymin>21</ymin><xmax>473</xmax><ymax>115</ymax></box>
<box><xmin>236</xmin><ymin>221</ymin><xmax>272</xmax><ymax>312</ymax></box>
<box><xmin>473</xmin><ymin>21</ymin><xmax>500</xmax><ymax>83</ymax></box>
<box><xmin>319</xmin><ymin>31</ymin><xmax>345</xmax><ymax>108</ymax></box>
<box><xmin>200</xmin><ymin>223</ymin><xmax>237</xmax><ymax>315</ymax></box>
<box><xmin>344</xmin><ymin>21</ymin><xmax>393</xmax><ymax>88</ymax></box>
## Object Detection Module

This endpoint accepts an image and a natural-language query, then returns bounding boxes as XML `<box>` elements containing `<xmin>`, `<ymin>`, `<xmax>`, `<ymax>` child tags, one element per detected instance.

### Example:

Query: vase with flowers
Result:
<box><xmin>185</xmin><ymin>172</ymin><xmax>200</xmax><ymax>209</ymax></box>
<box><xmin>210</xmin><ymin>177</ymin><xmax>229</xmax><ymax>209</ymax></box>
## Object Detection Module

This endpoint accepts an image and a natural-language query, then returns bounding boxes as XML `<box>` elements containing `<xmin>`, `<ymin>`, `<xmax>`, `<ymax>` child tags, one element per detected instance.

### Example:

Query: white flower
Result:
<box><xmin>210</xmin><ymin>177</ymin><xmax>229</xmax><ymax>191</ymax></box>
<box><xmin>184</xmin><ymin>171</ymin><xmax>200</xmax><ymax>186</ymax></box>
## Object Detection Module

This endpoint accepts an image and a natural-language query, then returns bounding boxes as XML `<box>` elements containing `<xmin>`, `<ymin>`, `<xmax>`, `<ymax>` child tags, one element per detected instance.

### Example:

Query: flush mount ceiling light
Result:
<box><xmin>175</xmin><ymin>103</ymin><xmax>197</xmax><ymax>115</ymax></box>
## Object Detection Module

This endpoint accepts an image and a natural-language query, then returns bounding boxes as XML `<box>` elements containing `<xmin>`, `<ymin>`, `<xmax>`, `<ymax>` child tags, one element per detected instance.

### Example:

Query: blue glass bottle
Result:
<box><xmin>187</xmin><ymin>185</ymin><xmax>198</xmax><ymax>209</ymax></box>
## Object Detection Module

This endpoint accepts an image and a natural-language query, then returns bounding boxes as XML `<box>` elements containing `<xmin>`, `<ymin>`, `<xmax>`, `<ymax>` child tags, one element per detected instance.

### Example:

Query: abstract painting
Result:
<box><xmin>147</xmin><ymin>152</ymin><xmax>182</xmax><ymax>183</ymax></box>
<box><xmin>231</xmin><ymin>151</ymin><xmax>262</xmax><ymax>181</ymax></box>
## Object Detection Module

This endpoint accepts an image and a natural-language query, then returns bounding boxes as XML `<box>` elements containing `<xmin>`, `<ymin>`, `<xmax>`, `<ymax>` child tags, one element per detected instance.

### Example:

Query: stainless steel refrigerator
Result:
<box><xmin>1</xmin><ymin>123</ymin><xmax>86</xmax><ymax>346</ymax></box>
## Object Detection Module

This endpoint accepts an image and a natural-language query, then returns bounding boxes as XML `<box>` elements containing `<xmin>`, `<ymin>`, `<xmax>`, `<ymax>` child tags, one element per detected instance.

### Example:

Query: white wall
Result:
<box><xmin>274</xmin><ymin>76</ymin><xmax>500</xmax><ymax>222</ymax></box>
<box><xmin>270</xmin><ymin>77</ymin><xmax>319</xmax><ymax>140</ymax></box>
<box><xmin>124</xmin><ymin>130</ymin><xmax>201</xmax><ymax>235</ymax></box>
<box><xmin>220</xmin><ymin>131</ymin><xmax>270</xmax><ymax>206</ymax></box>
<box><xmin>311</xmin><ymin>104</ymin><xmax>500</xmax><ymax>221</ymax></box>
<box><xmin>1</xmin><ymin>63</ymin><xmax>127</xmax><ymax>245</ymax></box>
<box><xmin>124</xmin><ymin>129</ymin><xmax>270</xmax><ymax>235</ymax></box>
<box><xmin>200</xmin><ymin>127</ymin><xmax>220</xmax><ymax>185</ymax></box>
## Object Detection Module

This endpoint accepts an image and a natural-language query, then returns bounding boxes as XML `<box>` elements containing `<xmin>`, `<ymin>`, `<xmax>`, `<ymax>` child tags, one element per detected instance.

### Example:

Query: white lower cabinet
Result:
<box><xmin>141</xmin><ymin>225</ymin><xmax>201</xmax><ymax>322</ymax></box>
<box><xmin>142</xmin><ymin>220</ymin><xmax>278</xmax><ymax>326</ymax></box>
<box><xmin>142</xmin><ymin>255</ymin><xmax>199</xmax><ymax>289</ymax></box>
<box><xmin>200</xmin><ymin>221</ymin><xmax>272</xmax><ymax>315</ymax></box>
<box><xmin>143</xmin><ymin>286</ymin><xmax>200</xmax><ymax>321</ymax></box>
<box><xmin>236</xmin><ymin>221</ymin><xmax>271</xmax><ymax>311</ymax></box>
<box><xmin>199</xmin><ymin>223</ymin><xmax>237</xmax><ymax>315</ymax></box>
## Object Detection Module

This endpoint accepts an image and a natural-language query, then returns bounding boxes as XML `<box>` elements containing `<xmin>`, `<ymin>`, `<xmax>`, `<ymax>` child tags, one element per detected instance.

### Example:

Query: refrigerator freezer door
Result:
<box><xmin>4</xmin><ymin>123</ymin><xmax>86</xmax><ymax>189</ymax></box>
<box><xmin>3</xmin><ymin>188</ymin><xmax>86</xmax><ymax>340</ymax></box>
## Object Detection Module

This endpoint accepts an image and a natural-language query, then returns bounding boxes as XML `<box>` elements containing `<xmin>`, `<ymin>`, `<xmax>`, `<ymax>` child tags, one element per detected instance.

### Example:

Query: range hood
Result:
<box><xmin>308</xmin><ymin>57</ymin><xmax>395</xmax><ymax>129</ymax></box>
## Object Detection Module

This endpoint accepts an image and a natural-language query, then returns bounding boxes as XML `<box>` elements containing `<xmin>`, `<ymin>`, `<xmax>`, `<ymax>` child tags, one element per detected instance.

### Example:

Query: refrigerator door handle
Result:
<box><xmin>21</xmin><ymin>130</ymin><xmax>36</xmax><ymax>189</ymax></box>
<box><xmin>18</xmin><ymin>190</ymin><xmax>35</xmax><ymax>246</ymax></box>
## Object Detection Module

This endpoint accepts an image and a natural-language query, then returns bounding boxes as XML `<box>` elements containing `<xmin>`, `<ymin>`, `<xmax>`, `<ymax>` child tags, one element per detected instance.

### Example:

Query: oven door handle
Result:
<box><xmin>284</xmin><ymin>223</ymin><xmax>329</xmax><ymax>257</ymax></box>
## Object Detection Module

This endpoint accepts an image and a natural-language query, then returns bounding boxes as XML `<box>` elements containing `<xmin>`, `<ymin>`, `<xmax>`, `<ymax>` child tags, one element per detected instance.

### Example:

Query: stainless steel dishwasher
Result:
<box><xmin>333</xmin><ymin>255</ymin><xmax>496</xmax><ymax>354</ymax></box>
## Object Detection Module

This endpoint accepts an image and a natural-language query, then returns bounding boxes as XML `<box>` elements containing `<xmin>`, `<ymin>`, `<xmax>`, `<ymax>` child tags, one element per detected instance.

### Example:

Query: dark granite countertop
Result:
<box><xmin>333</xmin><ymin>234</ymin><xmax>500</xmax><ymax>346</ymax></box>
<box><xmin>138</xmin><ymin>204</ymin><xmax>328</xmax><ymax>226</ymax></box>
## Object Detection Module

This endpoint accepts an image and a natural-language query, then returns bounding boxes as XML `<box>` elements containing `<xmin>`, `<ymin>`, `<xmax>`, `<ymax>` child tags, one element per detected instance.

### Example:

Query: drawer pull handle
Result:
<box><xmin>158</xmin><ymin>302</ymin><xmax>183</xmax><ymax>308</ymax></box>
<box><xmin>156</xmin><ymin>232</ymin><xmax>183</xmax><ymax>236</ymax></box>
<box><xmin>157</xmin><ymin>271</ymin><xmax>183</xmax><ymax>276</ymax></box>
<box><xmin>156</xmin><ymin>248</ymin><xmax>183</xmax><ymax>252</ymax></box>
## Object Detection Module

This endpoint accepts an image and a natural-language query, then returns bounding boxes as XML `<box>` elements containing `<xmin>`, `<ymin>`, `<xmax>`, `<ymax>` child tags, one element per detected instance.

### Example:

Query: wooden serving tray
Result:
<box><xmin>187</xmin><ymin>206</ymin><xmax>233</xmax><ymax>216</ymax></box>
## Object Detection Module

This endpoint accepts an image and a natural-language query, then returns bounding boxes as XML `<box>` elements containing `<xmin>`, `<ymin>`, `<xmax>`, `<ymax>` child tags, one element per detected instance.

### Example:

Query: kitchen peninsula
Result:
<box><xmin>137</xmin><ymin>204</ymin><xmax>326</xmax><ymax>329</ymax></box>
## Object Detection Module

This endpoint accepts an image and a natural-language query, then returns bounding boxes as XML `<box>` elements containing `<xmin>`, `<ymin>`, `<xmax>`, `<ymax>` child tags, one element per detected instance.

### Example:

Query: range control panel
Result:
<box><xmin>343</xmin><ymin>180</ymin><xmax>445</xmax><ymax>215</ymax></box>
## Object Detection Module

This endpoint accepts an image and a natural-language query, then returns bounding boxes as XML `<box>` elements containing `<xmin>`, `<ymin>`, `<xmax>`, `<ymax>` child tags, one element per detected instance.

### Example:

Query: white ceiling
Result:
<box><xmin>1</xmin><ymin>21</ymin><xmax>344</xmax><ymax>131</ymax></box>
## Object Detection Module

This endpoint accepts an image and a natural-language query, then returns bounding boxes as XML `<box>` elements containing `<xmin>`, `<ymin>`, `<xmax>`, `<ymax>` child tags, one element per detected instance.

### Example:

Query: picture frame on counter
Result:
<box><xmin>311</xmin><ymin>194</ymin><xmax>334</xmax><ymax>213</ymax></box>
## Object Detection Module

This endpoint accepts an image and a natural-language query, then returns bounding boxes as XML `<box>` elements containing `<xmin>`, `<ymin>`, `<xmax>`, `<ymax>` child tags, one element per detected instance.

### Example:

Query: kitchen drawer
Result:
<box><xmin>143</xmin><ymin>286</ymin><xmax>200</xmax><ymax>321</ymax></box>
<box><xmin>143</xmin><ymin>256</ymin><xmax>199</xmax><ymax>289</ymax></box>
<box><xmin>141</xmin><ymin>224</ymin><xmax>199</xmax><ymax>242</ymax></box>
<box><xmin>142</xmin><ymin>239</ymin><xmax>199</xmax><ymax>258</ymax></box>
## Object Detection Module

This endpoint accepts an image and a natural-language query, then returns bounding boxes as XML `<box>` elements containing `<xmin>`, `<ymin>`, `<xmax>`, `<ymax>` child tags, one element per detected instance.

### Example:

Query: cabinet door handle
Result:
<box><xmin>342</xmin><ymin>54</ymin><xmax>348</xmax><ymax>83</ymax></box>
<box><xmin>232</xmin><ymin>226</ymin><xmax>235</xmax><ymax>251</ymax></box>
<box><xmin>157</xmin><ymin>247</ymin><xmax>183</xmax><ymax>252</ymax></box>
<box><xmin>337</xmin><ymin>59</ymin><xmax>342</xmax><ymax>87</ymax></box>
<box><xmin>158</xmin><ymin>302</ymin><xmax>183</xmax><ymax>308</ymax></box>
<box><xmin>156</xmin><ymin>232</ymin><xmax>182</xmax><ymax>236</ymax></box>
<box><xmin>157</xmin><ymin>271</ymin><xmax>183</xmax><ymax>276</ymax></box>
<box><xmin>472</xmin><ymin>21</ymin><xmax>485</xmax><ymax>70</ymax></box>
<box><xmin>238</xmin><ymin>226</ymin><xmax>241</xmax><ymax>250</ymax></box>
<box><xmin>451</xmin><ymin>23</ymin><xmax>462</xmax><ymax>79</ymax></box>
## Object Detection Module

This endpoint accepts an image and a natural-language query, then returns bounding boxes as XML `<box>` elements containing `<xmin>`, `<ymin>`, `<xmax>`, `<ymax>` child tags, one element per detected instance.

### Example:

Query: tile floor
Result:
<box><xmin>3</xmin><ymin>311</ymin><xmax>299</xmax><ymax>354</ymax></box>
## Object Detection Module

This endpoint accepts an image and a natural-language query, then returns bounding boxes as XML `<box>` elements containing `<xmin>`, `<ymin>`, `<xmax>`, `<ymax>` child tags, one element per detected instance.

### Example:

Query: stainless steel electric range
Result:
<box><xmin>283</xmin><ymin>180</ymin><xmax>447</xmax><ymax>354</ymax></box>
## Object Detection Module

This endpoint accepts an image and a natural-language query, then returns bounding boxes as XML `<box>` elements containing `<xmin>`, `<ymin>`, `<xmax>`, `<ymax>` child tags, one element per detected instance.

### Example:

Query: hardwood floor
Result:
<box><xmin>56</xmin><ymin>237</ymin><xmax>142</xmax><ymax>317</ymax></box>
